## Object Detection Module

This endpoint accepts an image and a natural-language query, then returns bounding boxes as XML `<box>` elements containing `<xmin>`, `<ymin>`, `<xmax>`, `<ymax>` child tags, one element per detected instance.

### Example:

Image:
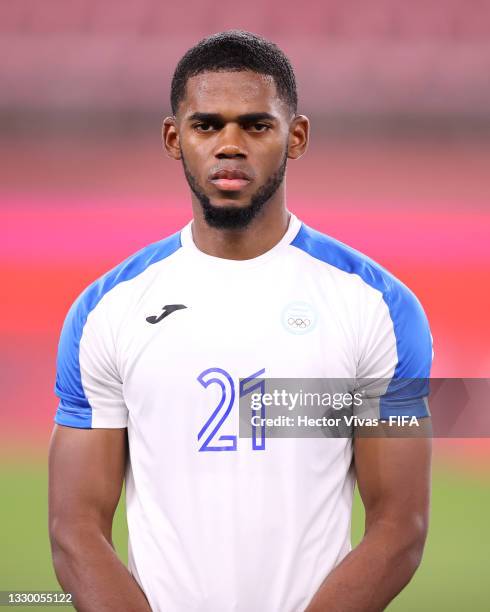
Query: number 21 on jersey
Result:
<box><xmin>197</xmin><ymin>367</ymin><xmax>266</xmax><ymax>452</ymax></box>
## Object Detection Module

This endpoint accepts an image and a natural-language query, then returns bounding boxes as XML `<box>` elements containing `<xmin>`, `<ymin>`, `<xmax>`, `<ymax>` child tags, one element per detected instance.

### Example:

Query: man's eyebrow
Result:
<box><xmin>187</xmin><ymin>112</ymin><xmax>277</xmax><ymax>123</ymax></box>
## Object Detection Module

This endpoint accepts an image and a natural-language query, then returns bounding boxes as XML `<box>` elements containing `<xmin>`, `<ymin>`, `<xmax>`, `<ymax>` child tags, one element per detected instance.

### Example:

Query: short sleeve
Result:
<box><xmin>356</xmin><ymin>280</ymin><xmax>434</xmax><ymax>420</ymax></box>
<box><xmin>54</xmin><ymin>284</ymin><xmax>128</xmax><ymax>429</ymax></box>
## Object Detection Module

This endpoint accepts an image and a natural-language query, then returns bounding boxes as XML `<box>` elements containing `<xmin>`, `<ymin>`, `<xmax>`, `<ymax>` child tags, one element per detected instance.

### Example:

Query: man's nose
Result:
<box><xmin>215</xmin><ymin>124</ymin><xmax>247</xmax><ymax>158</ymax></box>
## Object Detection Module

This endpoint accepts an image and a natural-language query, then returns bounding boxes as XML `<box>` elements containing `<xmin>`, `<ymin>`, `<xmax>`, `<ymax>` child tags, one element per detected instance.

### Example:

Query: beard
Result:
<box><xmin>181</xmin><ymin>151</ymin><xmax>288</xmax><ymax>230</ymax></box>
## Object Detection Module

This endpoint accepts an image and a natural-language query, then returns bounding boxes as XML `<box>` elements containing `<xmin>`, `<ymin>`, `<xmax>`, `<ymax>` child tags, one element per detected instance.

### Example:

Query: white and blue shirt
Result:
<box><xmin>54</xmin><ymin>213</ymin><xmax>433</xmax><ymax>612</ymax></box>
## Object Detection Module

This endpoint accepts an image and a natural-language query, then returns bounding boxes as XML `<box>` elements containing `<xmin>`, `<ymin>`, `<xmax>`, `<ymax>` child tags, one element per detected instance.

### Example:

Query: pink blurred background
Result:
<box><xmin>1</xmin><ymin>0</ymin><xmax>489</xmax><ymax>466</ymax></box>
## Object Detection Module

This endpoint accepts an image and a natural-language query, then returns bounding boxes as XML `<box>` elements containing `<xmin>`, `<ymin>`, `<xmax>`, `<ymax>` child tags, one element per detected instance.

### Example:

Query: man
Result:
<box><xmin>49</xmin><ymin>30</ymin><xmax>433</xmax><ymax>612</ymax></box>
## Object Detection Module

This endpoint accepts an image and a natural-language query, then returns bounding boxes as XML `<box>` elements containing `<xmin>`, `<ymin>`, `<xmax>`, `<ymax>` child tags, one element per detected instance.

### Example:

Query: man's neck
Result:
<box><xmin>190</xmin><ymin>202</ymin><xmax>291</xmax><ymax>261</ymax></box>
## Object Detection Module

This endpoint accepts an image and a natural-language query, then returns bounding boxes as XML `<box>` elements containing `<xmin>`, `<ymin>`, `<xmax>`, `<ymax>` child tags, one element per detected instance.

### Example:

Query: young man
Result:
<box><xmin>49</xmin><ymin>31</ymin><xmax>433</xmax><ymax>612</ymax></box>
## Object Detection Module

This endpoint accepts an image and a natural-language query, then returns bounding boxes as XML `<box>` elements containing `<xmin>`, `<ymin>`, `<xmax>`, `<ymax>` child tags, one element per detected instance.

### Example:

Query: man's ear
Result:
<box><xmin>162</xmin><ymin>116</ymin><xmax>181</xmax><ymax>160</ymax></box>
<box><xmin>287</xmin><ymin>114</ymin><xmax>310</xmax><ymax>160</ymax></box>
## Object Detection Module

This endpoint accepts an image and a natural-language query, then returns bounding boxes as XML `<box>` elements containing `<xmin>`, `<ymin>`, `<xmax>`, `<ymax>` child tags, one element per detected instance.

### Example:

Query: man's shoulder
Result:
<box><xmin>65</xmin><ymin>229</ymin><xmax>183</xmax><ymax>325</ymax></box>
<box><xmin>291</xmin><ymin>221</ymin><xmax>433</xmax><ymax>375</ymax></box>
<box><xmin>291</xmin><ymin>221</ymin><xmax>420</xmax><ymax>307</ymax></box>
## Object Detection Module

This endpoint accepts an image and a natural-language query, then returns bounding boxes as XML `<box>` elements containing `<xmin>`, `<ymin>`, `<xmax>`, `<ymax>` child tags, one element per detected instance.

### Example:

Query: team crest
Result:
<box><xmin>281</xmin><ymin>301</ymin><xmax>317</xmax><ymax>335</ymax></box>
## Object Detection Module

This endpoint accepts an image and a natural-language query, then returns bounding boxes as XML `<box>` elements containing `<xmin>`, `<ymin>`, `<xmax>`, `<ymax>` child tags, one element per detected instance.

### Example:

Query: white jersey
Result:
<box><xmin>54</xmin><ymin>213</ymin><xmax>433</xmax><ymax>612</ymax></box>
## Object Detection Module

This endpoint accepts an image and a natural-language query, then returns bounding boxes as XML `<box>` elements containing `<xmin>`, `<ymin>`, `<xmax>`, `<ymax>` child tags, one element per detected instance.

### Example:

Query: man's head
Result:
<box><xmin>163</xmin><ymin>30</ymin><xmax>309</xmax><ymax>229</ymax></box>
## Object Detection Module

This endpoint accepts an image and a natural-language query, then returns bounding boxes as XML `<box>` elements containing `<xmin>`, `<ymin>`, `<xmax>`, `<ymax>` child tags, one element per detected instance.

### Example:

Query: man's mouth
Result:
<box><xmin>209</xmin><ymin>168</ymin><xmax>252</xmax><ymax>192</ymax></box>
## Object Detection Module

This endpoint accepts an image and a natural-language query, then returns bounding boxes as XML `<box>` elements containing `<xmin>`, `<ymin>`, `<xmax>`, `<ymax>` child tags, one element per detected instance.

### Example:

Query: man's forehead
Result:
<box><xmin>181</xmin><ymin>70</ymin><xmax>284</xmax><ymax>116</ymax></box>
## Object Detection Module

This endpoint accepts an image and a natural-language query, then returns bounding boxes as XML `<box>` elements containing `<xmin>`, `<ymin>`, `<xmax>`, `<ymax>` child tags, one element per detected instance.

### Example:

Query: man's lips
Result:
<box><xmin>209</xmin><ymin>169</ymin><xmax>252</xmax><ymax>191</ymax></box>
<box><xmin>210</xmin><ymin>178</ymin><xmax>250</xmax><ymax>191</ymax></box>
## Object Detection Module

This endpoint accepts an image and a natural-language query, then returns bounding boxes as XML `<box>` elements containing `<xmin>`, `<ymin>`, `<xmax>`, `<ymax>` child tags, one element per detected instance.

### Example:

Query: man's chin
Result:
<box><xmin>182</xmin><ymin>151</ymin><xmax>288</xmax><ymax>230</ymax></box>
<box><xmin>206</xmin><ymin>197</ymin><xmax>251</xmax><ymax>209</ymax></box>
<box><xmin>200</xmin><ymin>199</ymin><xmax>260</xmax><ymax>230</ymax></box>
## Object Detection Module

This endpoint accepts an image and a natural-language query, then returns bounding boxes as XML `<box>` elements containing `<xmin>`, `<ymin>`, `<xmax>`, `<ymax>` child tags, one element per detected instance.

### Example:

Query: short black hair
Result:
<box><xmin>170</xmin><ymin>30</ymin><xmax>297</xmax><ymax>115</ymax></box>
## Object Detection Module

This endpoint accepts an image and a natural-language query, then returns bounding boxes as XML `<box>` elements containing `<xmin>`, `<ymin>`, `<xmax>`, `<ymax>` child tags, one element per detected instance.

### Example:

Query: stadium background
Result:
<box><xmin>1</xmin><ymin>1</ymin><xmax>489</xmax><ymax>610</ymax></box>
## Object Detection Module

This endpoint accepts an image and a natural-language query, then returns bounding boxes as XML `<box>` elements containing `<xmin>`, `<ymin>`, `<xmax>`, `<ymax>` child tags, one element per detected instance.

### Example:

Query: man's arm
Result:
<box><xmin>48</xmin><ymin>425</ymin><xmax>151</xmax><ymax>612</ymax></box>
<box><xmin>305</xmin><ymin>425</ymin><xmax>431</xmax><ymax>612</ymax></box>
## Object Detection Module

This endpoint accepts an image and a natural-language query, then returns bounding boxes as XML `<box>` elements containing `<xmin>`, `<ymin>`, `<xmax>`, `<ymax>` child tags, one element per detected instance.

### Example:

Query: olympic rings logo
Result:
<box><xmin>287</xmin><ymin>317</ymin><xmax>311</xmax><ymax>328</ymax></box>
<box><xmin>282</xmin><ymin>301</ymin><xmax>317</xmax><ymax>334</ymax></box>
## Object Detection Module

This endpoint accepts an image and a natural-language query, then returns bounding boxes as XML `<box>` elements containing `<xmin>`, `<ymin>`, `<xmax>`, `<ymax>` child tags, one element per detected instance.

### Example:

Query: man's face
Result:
<box><xmin>165</xmin><ymin>70</ymin><xmax>294</xmax><ymax>229</ymax></box>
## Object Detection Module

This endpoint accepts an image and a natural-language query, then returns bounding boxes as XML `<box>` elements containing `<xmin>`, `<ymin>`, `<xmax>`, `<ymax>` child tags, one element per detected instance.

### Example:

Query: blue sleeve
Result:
<box><xmin>379</xmin><ymin>281</ymin><xmax>434</xmax><ymax>419</ymax></box>
<box><xmin>54</xmin><ymin>288</ymin><xmax>94</xmax><ymax>429</ymax></box>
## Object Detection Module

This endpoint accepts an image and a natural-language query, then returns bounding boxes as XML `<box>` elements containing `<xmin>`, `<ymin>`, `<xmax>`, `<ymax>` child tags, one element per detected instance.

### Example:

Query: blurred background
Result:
<box><xmin>1</xmin><ymin>1</ymin><xmax>489</xmax><ymax>610</ymax></box>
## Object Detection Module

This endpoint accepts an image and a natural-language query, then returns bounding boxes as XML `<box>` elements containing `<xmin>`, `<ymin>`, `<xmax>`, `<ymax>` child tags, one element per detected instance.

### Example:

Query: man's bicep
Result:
<box><xmin>49</xmin><ymin>425</ymin><xmax>127</xmax><ymax>538</ymax></box>
<box><xmin>354</xmin><ymin>431</ymin><xmax>431</xmax><ymax>529</ymax></box>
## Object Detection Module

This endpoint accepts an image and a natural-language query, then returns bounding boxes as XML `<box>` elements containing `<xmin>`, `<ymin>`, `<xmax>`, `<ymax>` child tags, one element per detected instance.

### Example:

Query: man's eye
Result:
<box><xmin>194</xmin><ymin>123</ymin><xmax>216</xmax><ymax>132</ymax></box>
<box><xmin>249</xmin><ymin>123</ymin><xmax>270</xmax><ymax>132</ymax></box>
